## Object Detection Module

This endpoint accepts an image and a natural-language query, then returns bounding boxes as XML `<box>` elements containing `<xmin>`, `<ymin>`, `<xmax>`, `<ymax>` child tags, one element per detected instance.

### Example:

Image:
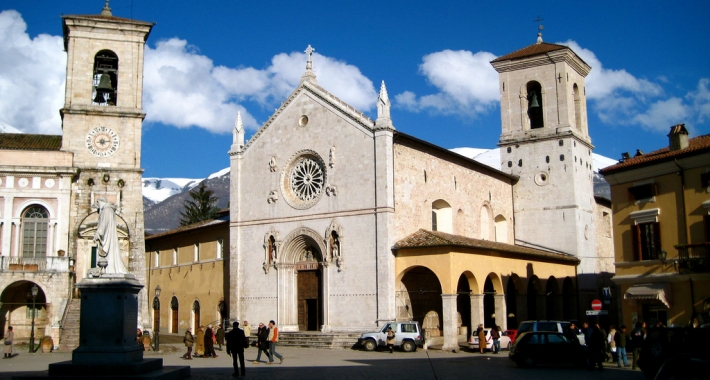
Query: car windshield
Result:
<box><xmin>382</xmin><ymin>324</ymin><xmax>392</xmax><ymax>333</ymax></box>
<box><xmin>537</xmin><ymin>322</ymin><xmax>558</xmax><ymax>331</ymax></box>
<box><xmin>518</xmin><ymin>323</ymin><xmax>532</xmax><ymax>333</ymax></box>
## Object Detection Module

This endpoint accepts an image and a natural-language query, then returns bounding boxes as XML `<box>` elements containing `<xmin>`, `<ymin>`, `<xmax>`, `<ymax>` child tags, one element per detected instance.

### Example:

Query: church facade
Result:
<box><xmin>0</xmin><ymin>3</ymin><xmax>152</xmax><ymax>347</ymax></box>
<box><xmin>230</xmin><ymin>41</ymin><xmax>614</xmax><ymax>350</ymax></box>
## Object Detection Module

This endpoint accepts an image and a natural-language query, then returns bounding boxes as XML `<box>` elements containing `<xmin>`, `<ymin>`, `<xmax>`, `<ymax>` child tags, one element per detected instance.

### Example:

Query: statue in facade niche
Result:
<box><xmin>93</xmin><ymin>197</ymin><xmax>128</xmax><ymax>275</ymax></box>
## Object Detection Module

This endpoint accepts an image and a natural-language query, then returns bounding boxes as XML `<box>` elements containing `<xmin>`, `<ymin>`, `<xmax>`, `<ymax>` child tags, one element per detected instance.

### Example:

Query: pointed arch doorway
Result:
<box><xmin>278</xmin><ymin>228</ymin><xmax>330</xmax><ymax>332</ymax></box>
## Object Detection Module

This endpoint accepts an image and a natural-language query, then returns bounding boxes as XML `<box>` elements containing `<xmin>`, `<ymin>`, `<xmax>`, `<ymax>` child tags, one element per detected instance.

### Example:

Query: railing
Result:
<box><xmin>675</xmin><ymin>242</ymin><xmax>710</xmax><ymax>273</ymax></box>
<box><xmin>0</xmin><ymin>256</ymin><xmax>71</xmax><ymax>272</ymax></box>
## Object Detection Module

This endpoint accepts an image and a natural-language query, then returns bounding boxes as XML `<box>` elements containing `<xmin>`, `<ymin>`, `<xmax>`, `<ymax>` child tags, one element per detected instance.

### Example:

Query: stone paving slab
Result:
<box><xmin>0</xmin><ymin>344</ymin><xmax>645</xmax><ymax>380</ymax></box>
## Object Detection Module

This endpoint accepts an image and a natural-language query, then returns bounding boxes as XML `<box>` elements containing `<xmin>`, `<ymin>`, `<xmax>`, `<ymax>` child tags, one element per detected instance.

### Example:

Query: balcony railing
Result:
<box><xmin>675</xmin><ymin>243</ymin><xmax>710</xmax><ymax>273</ymax></box>
<box><xmin>0</xmin><ymin>256</ymin><xmax>71</xmax><ymax>272</ymax></box>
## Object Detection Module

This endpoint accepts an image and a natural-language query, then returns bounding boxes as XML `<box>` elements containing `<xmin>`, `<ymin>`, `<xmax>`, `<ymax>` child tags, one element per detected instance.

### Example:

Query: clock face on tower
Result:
<box><xmin>85</xmin><ymin>126</ymin><xmax>119</xmax><ymax>157</ymax></box>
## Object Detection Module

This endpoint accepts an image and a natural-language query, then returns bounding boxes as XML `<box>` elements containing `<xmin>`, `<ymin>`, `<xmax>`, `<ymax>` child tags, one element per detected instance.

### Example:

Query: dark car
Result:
<box><xmin>508</xmin><ymin>331</ymin><xmax>587</xmax><ymax>367</ymax></box>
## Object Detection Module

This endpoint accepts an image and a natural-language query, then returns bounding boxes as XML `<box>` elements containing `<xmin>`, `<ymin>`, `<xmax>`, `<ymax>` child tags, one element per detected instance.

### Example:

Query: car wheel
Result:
<box><xmin>402</xmin><ymin>340</ymin><xmax>416</xmax><ymax>352</ymax></box>
<box><xmin>506</xmin><ymin>342</ymin><xmax>512</xmax><ymax>351</ymax></box>
<box><xmin>363</xmin><ymin>339</ymin><xmax>377</xmax><ymax>352</ymax></box>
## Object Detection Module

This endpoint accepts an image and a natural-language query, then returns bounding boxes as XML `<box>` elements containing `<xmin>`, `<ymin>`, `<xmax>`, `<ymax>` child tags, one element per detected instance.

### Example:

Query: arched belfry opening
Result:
<box><xmin>573</xmin><ymin>84</ymin><xmax>582</xmax><ymax>130</ymax></box>
<box><xmin>526</xmin><ymin>81</ymin><xmax>544</xmax><ymax>129</ymax></box>
<box><xmin>92</xmin><ymin>50</ymin><xmax>118</xmax><ymax>105</ymax></box>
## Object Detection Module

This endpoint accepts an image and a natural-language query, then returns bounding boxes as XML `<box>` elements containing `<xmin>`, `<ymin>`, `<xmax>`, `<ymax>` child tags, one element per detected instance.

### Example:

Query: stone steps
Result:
<box><xmin>57</xmin><ymin>298</ymin><xmax>81</xmax><ymax>352</ymax></box>
<box><xmin>248</xmin><ymin>332</ymin><xmax>361</xmax><ymax>349</ymax></box>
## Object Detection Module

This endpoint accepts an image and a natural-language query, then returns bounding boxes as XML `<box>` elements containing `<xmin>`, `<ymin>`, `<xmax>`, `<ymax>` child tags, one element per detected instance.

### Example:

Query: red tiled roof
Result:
<box><xmin>0</xmin><ymin>133</ymin><xmax>62</xmax><ymax>151</ymax></box>
<box><xmin>600</xmin><ymin>134</ymin><xmax>710</xmax><ymax>175</ymax></box>
<box><xmin>392</xmin><ymin>229</ymin><xmax>579</xmax><ymax>264</ymax></box>
<box><xmin>491</xmin><ymin>42</ymin><xmax>569</xmax><ymax>62</ymax></box>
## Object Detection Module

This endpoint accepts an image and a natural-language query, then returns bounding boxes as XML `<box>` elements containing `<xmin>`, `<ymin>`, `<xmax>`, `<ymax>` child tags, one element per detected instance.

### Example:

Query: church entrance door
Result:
<box><xmin>297</xmin><ymin>268</ymin><xmax>321</xmax><ymax>331</ymax></box>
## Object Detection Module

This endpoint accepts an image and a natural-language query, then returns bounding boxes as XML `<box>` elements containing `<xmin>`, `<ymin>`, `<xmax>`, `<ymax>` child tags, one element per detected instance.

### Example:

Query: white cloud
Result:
<box><xmin>394</xmin><ymin>50</ymin><xmax>499</xmax><ymax>116</ymax></box>
<box><xmin>0</xmin><ymin>10</ymin><xmax>65</xmax><ymax>135</ymax></box>
<box><xmin>144</xmin><ymin>40</ymin><xmax>376</xmax><ymax>133</ymax></box>
<box><xmin>689</xmin><ymin>78</ymin><xmax>710</xmax><ymax>124</ymax></box>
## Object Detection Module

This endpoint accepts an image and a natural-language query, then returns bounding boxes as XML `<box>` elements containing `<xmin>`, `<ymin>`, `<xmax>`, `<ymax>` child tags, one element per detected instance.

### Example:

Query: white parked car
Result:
<box><xmin>468</xmin><ymin>329</ymin><xmax>512</xmax><ymax>351</ymax></box>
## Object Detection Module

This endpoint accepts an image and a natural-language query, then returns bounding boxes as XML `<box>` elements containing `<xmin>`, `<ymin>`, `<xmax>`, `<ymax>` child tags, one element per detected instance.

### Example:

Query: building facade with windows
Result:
<box><xmin>144</xmin><ymin>210</ymin><xmax>230</xmax><ymax>335</ymax></box>
<box><xmin>601</xmin><ymin>125</ymin><xmax>710</xmax><ymax>327</ymax></box>
<box><xmin>229</xmin><ymin>39</ymin><xmax>614</xmax><ymax>350</ymax></box>
<box><xmin>1</xmin><ymin>4</ymin><xmax>152</xmax><ymax>349</ymax></box>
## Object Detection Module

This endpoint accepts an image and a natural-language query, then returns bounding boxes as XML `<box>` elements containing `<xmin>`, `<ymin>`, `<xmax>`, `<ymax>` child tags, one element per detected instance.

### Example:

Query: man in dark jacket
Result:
<box><xmin>587</xmin><ymin>325</ymin><xmax>606</xmax><ymax>371</ymax></box>
<box><xmin>226</xmin><ymin>321</ymin><xmax>247</xmax><ymax>376</ymax></box>
<box><xmin>253</xmin><ymin>323</ymin><xmax>273</xmax><ymax>364</ymax></box>
<box><xmin>630</xmin><ymin>321</ymin><xmax>646</xmax><ymax>370</ymax></box>
<box><xmin>614</xmin><ymin>325</ymin><xmax>629</xmax><ymax>367</ymax></box>
<box><xmin>565</xmin><ymin>322</ymin><xmax>580</xmax><ymax>346</ymax></box>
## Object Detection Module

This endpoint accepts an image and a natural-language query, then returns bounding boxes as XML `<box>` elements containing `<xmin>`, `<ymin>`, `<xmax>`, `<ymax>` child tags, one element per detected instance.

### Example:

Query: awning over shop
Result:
<box><xmin>624</xmin><ymin>283</ymin><xmax>672</xmax><ymax>308</ymax></box>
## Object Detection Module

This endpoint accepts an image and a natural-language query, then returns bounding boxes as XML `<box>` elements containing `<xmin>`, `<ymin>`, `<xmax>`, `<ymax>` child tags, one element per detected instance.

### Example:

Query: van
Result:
<box><xmin>516</xmin><ymin>320</ymin><xmax>586</xmax><ymax>345</ymax></box>
<box><xmin>358</xmin><ymin>321</ymin><xmax>423</xmax><ymax>352</ymax></box>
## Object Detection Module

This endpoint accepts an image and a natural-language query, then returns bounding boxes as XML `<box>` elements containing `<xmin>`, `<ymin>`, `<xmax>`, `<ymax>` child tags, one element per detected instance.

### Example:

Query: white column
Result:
<box><xmin>441</xmin><ymin>294</ymin><xmax>459</xmax><ymax>352</ymax></box>
<box><xmin>470</xmin><ymin>294</ymin><xmax>484</xmax><ymax>328</ymax></box>
<box><xmin>12</xmin><ymin>220</ymin><xmax>21</xmax><ymax>257</ymax></box>
<box><xmin>321</xmin><ymin>263</ymin><xmax>330</xmax><ymax>332</ymax></box>
<box><xmin>47</xmin><ymin>221</ymin><xmax>55</xmax><ymax>256</ymax></box>
<box><xmin>494</xmin><ymin>294</ymin><xmax>507</xmax><ymax>331</ymax></box>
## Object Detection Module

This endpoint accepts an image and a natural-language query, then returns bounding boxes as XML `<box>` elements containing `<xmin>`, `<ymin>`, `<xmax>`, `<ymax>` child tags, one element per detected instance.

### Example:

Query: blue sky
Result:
<box><xmin>1</xmin><ymin>0</ymin><xmax>708</xmax><ymax>178</ymax></box>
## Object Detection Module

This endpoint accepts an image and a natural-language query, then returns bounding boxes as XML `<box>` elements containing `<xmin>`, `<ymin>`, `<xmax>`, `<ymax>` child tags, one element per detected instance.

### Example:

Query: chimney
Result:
<box><xmin>668</xmin><ymin>123</ymin><xmax>689</xmax><ymax>151</ymax></box>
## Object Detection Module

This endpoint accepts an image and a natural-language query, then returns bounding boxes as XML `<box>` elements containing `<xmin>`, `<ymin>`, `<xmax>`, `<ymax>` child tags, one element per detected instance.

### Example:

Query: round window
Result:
<box><xmin>534</xmin><ymin>172</ymin><xmax>549</xmax><ymax>186</ymax></box>
<box><xmin>282</xmin><ymin>150</ymin><xmax>327</xmax><ymax>209</ymax></box>
<box><xmin>299</xmin><ymin>115</ymin><xmax>309</xmax><ymax>127</ymax></box>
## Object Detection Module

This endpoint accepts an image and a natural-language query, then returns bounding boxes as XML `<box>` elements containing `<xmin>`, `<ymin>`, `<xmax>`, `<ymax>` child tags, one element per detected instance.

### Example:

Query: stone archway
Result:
<box><xmin>0</xmin><ymin>281</ymin><xmax>48</xmax><ymax>338</ymax></box>
<box><xmin>277</xmin><ymin>227</ymin><xmax>329</xmax><ymax>332</ymax></box>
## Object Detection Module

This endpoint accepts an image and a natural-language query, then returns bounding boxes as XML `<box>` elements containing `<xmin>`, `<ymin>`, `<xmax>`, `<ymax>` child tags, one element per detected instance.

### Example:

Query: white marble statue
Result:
<box><xmin>93</xmin><ymin>197</ymin><xmax>128</xmax><ymax>274</ymax></box>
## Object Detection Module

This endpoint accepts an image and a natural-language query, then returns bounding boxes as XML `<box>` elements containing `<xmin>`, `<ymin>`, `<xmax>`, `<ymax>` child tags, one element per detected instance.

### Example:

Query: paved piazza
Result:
<box><xmin>0</xmin><ymin>345</ymin><xmax>644</xmax><ymax>380</ymax></box>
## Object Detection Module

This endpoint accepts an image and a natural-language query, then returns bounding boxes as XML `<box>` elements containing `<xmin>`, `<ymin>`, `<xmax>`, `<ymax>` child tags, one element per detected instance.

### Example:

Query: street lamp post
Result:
<box><xmin>154</xmin><ymin>285</ymin><xmax>161</xmax><ymax>352</ymax></box>
<box><xmin>29</xmin><ymin>284</ymin><xmax>38</xmax><ymax>353</ymax></box>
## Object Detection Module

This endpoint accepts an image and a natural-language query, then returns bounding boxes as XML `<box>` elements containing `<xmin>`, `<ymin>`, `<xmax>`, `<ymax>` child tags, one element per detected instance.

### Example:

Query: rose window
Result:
<box><xmin>281</xmin><ymin>150</ymin><xmax>327</xmax><ymax>209</ymax></box>
<box><xmin>290</xmin><ymin>158</ymin><xmax>324</xmax><ymax>201</ymax></box>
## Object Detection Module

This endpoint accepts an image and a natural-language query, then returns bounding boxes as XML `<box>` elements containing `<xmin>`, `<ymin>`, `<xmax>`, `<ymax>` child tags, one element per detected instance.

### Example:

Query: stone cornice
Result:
<box><xmin>231</xmin><ymin>206</ymin><xmax>394</xmax><ymax>227</ymax></box>
<box><xmin>0</xmin><ymin>166</ymin><xmax>78</xmax><ymax>176</ymax></box>
<box><xmin>60</xmin><ymin>106</ymin><xmax>146</xmax><ymax>120</ymax></box>
<box><xmin>492</xmin><ymin>49</ymin><xmax>591</xmax><ymax>77</ymax></box>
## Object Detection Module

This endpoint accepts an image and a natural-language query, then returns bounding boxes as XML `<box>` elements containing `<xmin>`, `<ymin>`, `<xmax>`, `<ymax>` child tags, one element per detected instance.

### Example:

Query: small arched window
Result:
<box><xmin>480</xmin><ymin>205</ymin><xmax>491</xmax><ymax>240</ymax></box>
<box><xmin>494</xmin><ymin>215</ymin><xmax>508</xmax><ymax>243</ymax></box>
<box><xmin>92</xmin><ymin>50</ymin><xmax>119</xmax><ymax>106</ymax></box>
<box><xmin>432</xmin><ymin>200</ymin><xmax>452</xmax><ymax>233</ymax></box>
<box><xmin>526</xmin><ymin>81</ymin><xmax>544</xmax><ymax>129</ymax></box>
<box><xmin>22</xmin><ymin>206</ymin><xmax>49</xmax><ymax>258</ymax></box>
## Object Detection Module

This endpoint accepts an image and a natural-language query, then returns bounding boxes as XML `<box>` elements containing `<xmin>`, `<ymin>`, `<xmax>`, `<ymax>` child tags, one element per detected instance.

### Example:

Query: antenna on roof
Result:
<box><xmin>534</xmin><ymin>15</ymin><xmax>544</xmax><ymax>44</ymax></box>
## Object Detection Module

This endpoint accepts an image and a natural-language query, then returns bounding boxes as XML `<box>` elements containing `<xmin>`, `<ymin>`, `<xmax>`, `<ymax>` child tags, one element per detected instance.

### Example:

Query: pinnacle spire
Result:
<box><xmin>300</xmin><ymin>45</ymin><xmax>317</xmax><ymax>85</ymax></box>
<box><xmin>233</xmin><ymin>111</ymin><xmax>245</xmax><ymax>149</ymax></box>
<box><xmin>375</xmin><ymin>80</ymin><xmax>394</xmax><ymax>130</ymax></box>
<box><xmin>101</xmin><ymin>0</ymin><xmax>112</xmax><ymax>16</ymax></box>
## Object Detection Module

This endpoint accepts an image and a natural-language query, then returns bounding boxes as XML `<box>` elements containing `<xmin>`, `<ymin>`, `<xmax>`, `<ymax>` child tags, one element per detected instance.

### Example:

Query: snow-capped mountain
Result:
<box><xmin>142</xmin><ymin>167</ymin><xmax>231</xmax><ymax>204</ymax></box>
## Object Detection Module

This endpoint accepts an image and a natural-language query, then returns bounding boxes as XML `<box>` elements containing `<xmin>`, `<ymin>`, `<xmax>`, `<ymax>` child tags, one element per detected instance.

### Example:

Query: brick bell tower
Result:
<box><xmin>60</xmin><ymin>1</ymin><xmax>154</xmax><ymax>327</ymax></box>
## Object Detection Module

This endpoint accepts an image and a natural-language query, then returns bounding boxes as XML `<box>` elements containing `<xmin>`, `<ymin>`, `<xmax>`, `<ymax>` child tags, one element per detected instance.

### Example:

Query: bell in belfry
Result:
<box><xmin>94</xmin><ymin>73</ymin><xmax>113</xmax><ymax>103</ymax></box>
<box><xmin>528</xmin><ymin>91</ymin><xmax>540</xmax><ymax>109</ymax></box>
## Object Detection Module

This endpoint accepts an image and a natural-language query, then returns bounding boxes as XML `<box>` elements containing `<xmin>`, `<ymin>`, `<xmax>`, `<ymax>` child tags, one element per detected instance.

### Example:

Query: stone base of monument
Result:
<box><xmin>13</xmin><ymin>276</ymin><xmax>189</xmax><ymax>380</ymax></box>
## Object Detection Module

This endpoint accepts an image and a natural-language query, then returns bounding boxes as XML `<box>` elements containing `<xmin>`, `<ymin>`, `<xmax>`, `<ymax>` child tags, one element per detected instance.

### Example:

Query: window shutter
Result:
<box><xmin>652</xmin><ymin>222</ymin><xmax>661</xmax><ymax>256</ymax></box>
<box><xmin>631</xmin><ymin>224</ymin><xmax>641</xmax><ymax>261</ymax></box>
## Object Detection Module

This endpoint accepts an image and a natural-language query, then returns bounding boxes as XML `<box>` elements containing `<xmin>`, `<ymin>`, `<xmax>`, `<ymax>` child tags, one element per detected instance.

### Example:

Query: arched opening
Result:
<box><xmin>483</xmin><ymin>277</ymin><xmax>496</xmax><ymax>327</ymax></box>
<box><xmin>152</xmin><ymin>295</ymin><xmax>160</xmax><ymax>334</ymax></box>
<box><xmin>455</xmin><ymin>209</ymin><xmax>465</xmax><ymax>235</ymax></box>
<box><xmin>432</xmin><ymin>200</ymin><xmax>452</xmax><ymax>233</ymax></box>
<box><xmin>562</xmin><ymin>277</ymin><xmax>576</xmax><ymax>321</ymax></box>
<box><xmin>505</xmin><ymin>275</ymin><xmax>521</xmax><ymax>329</ymax></box>
<box><xmin>573</xmin><ymin>84</ymin><xmax>582</xmax><ymax>130</ymax></box>
<box><xmin>92</xmin><ymin>50</ymin><xmax>118</xmax><ymax>106</ymax></box>
<box><xmin>527</xmin><ymin>276</ymin><xmax>542</xmax><ymax>320</ymax></box>
<box><xmin>456</xmin><ymin>274</ymin><xmax>471</xmax><ymax>339</ymax></box>
<box><xmin>0</xmin><ymin>281</ymin><xmax>48</xmax><ymax>339</ymax></box>
<box><xmin>399</xmin><ymin>266</ymin><xmax>443</xmax><ymax>338</ymax></box>
<box><xmin>545</xmin><ymin>277</ymin><xmax>562</xmax><ymax>320</ymax></box>
<box><xmin>170</xmin><ymin>297</ymin><xmax>179</xmax><ymax>333</ymax></box>
<box><xmin>296</xmin><ymin>246</ymin><xmax>323</xmax><ymax>331</ymax></box>
<box><xmin>494</xmin><ymin>215</ymin><xmax>508</xmax><ymax>243</ymax></box>
<box><xmin>22</xmin><ymin>205</ymin><xmax>49</xmax><ymax>258</ymax></box>
<box><xmin>527</xmin><ymin>81</ymin><xmax>544</xmax><ymax>129</ymax></box>
<box><xmin>480</xmin><ymin>205</ymin><xmax>491</xmax><ymax>240</ymax></box>
<box><xmin>192</xmin><ymin>300</ymin><xmax>200</xmax><ymax>332</ymax></box>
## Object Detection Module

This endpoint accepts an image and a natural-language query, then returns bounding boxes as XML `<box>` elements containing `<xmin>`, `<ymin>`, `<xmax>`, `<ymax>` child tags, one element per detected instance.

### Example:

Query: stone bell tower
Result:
<box><xmin>491</xmin><ymin>35</ymin><xmax>601</xmax><ymax>295</ymax></box>
<box><xmin>60</xmin><ymin>1</ymin><xmax>154</xmax><ymax>326</ymax></box>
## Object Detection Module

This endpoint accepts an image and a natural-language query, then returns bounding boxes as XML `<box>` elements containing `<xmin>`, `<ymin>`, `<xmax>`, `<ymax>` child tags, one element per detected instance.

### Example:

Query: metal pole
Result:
<box><xmin>30</xmin><ymin>293</ymin><xmax>36</xmax><ymax>353</ymax></box>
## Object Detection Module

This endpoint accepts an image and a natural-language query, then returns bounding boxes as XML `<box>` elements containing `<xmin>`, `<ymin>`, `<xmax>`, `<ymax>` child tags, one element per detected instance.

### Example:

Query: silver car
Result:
<box><xmin>358</xmin><ymin>321</ymin><xmax>423</xmax><ymax>352</ymax></box>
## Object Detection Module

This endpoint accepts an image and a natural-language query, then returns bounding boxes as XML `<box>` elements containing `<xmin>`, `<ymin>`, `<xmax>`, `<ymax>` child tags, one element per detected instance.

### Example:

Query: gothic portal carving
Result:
<box><xmin>263</xmin><ymin>228</ymin><xmax>280</xmax><ymax>273</ymax></box>
<box><xmin>325</xmin><ymin>220</ymin><xmax>344</xmax><ymax>271</ymax></box>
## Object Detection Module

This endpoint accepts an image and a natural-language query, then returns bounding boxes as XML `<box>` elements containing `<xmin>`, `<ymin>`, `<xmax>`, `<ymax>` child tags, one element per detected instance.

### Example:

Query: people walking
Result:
<box><xmin>243</xmin><ymin>321</ymin><xmax>252</xmax><ymax>344</ymax></box>
<box><xmin>587</xmin><ymin>325</ymin><xmax>605</xmax><ymax>371</ymax></box>
<box><xmin>216</xmin><ymin>324</ymin><xmax>225</xmax><ymax>351</ymax></box>
<box><xmin>476</xmin><ymin>324</ymin><xmax>486</xmax><ymax>354</ymax></box>
<box><xmin>492</xmin><ymin>326</ymin><xmax>502</xmax><ymax>354</ymax></box>
<box><xmin>195</xmin><ymin>326</ymin><xmax>205</xmax><ymax>357</ymax></box>
<box><xmin>607</xmin><ymin>325</ymin><xmax>617</xmax><ymax>362</ymax></box>
<box><xmin>226</xmin><ymin>321</ymin><xmax>247</xmax><ymax>377</ymax></box>
<box><xmin>386</xmin><ymin>327</ymin><xmax>395</xmax><ymax>353</ymax></box>
<box><xmin>614</xmin><ymin>325</ymin><xmax>630</xmax><ymax>368</ymax></box>
<box><xmin>182</xmin><ymin>328</ymin><xmax>194</xmax><ymax>359</ymax></box>
<box><xmin>3</xmin><ymin>326</ymin><xmax>13</xmax><ymax>358</ymax></box>
<box><xmin>268</xmin><ymin>320</ymin><xmax>284</xmax><ymax>364</ymax></box>
<box><xmin>631</xmin><ymin>322</ymin><xmax>646</xmax><ymax>370</ymax></box>
<box><xmin>581</xmin><ymin>322</ymin><xmax>592</xmax><ymax>346</ymax></box>
<box><xmin>253</xmin><ymin>323</ymin><xmax>273</xmax><ymax>364</ymax></box>
<box><xmin>566</xmin><ymin>322</ymin><xmax>580</xmax><ymax>346</ymax></box>
<box><xmin>204</xmin><ymin>325</ymin><xmax>218</xmax><ymax>358</ymax></box>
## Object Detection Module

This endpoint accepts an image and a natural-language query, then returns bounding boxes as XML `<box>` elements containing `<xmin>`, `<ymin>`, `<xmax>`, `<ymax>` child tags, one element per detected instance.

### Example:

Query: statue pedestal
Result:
<box><xmin>33</xmin><ymin>276</ymin><xmax>190</xmax><ymax>379</ymax></box>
